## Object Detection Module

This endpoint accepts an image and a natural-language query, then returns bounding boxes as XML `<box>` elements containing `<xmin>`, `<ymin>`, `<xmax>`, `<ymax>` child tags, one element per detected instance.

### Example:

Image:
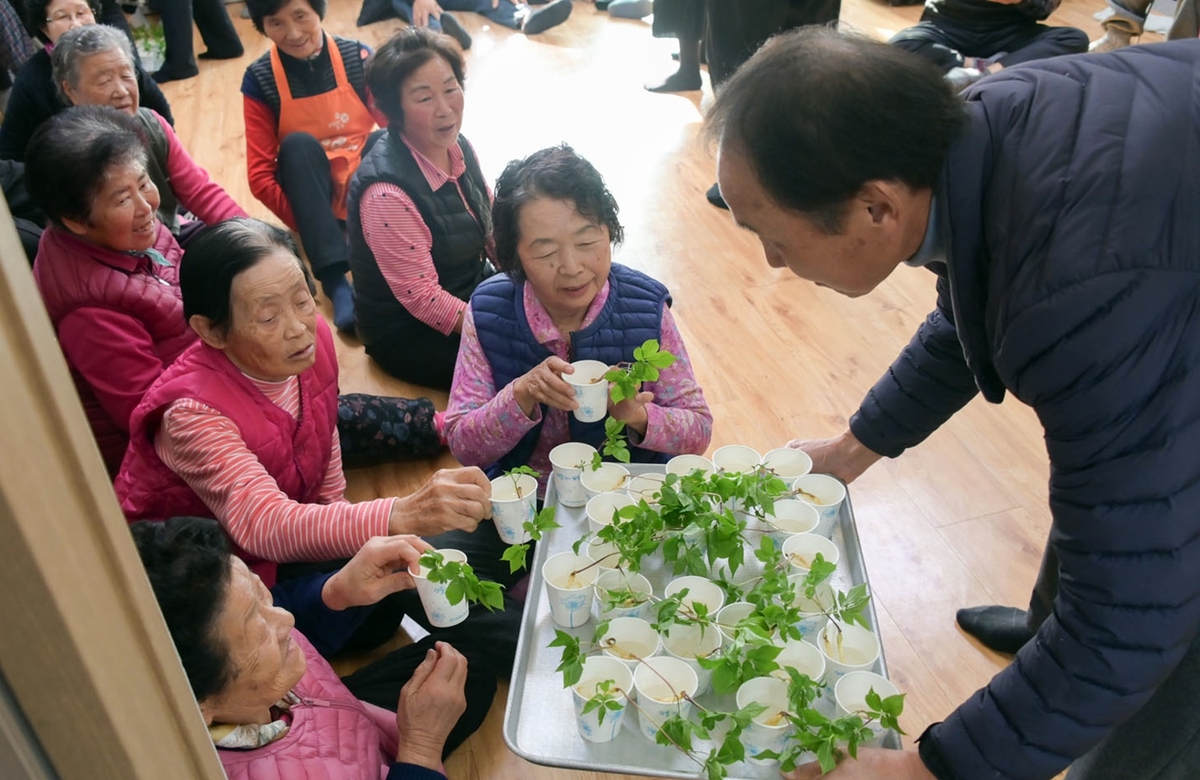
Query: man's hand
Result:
<box><xmin>513</xmin><ymin>356</ymin><xmax>577</xmax><ymax>418</ymax></box>
<box><xmin>389</xmin><ymin>467</ymin><xmax>491</xmax><ymax>537</ymax></box>
<box><xmin>396</xmin><ymin>642</ymin><xmax>469</xmax><ymax>770</ymax></box>
<box><xmin>786</xmin><ymin>429</ymin><xmax>882</xmax><ymax>484</ymax></box>
<box><xmin>610</xmin><ymin>390</ymin><xmax>653</xmax><ymax>437</ymax></box>
<box><xmin>783</xmin><ymin>749</ymin><xmax>935</xmax><ymax>779</ymax></box>
<box><xmin>413</xmin><ymin>0</ymin><xmax>444</xmax><ymax>26</ymax></box>
<box><xmin>322</xmin><ymin>535</ymin><xmax>432</xmax><ymax>611</ymax></box>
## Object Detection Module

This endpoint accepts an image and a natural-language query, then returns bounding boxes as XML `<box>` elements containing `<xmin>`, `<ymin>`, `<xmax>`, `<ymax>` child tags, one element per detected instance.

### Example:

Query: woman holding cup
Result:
<box><xmin>444</xmin><ymin>145</ymin><xmax>711</xmax><ymax>495</ymax></box>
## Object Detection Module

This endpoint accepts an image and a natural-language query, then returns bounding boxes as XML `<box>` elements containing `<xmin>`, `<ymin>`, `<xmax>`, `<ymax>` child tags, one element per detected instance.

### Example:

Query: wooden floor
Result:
<box><xmin>159</xmin><ymin>1</ymin><xmax>1155</xmax><ymax>777</ymax></box>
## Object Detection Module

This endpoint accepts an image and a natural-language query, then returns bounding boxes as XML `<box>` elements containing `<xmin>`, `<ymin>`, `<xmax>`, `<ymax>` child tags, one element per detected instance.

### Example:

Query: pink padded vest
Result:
<box><xmin>217</xmin><ymin>630</ymin><xmax>399</xmax><ymax>780</ymax></box>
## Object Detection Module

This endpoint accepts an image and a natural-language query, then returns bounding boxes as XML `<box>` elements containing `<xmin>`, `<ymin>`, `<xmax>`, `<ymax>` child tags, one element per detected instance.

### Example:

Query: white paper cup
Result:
<box><xmin>490</xmin><ymin>473</ymin><xmax>537</xmax><ymax>544</ymax></box>
<box><xmin>581</xmin><ymin>463</ymin><xmax>630</xmax><ymax>500</ymax></box>
<box><xmin>834</xmin><ymin>671</ymin><xmax>900</xmax><ymax>745</ymax></box>
<box><xmin>762</xmin><ymin>447</ymin><xmax>814</xmax><ymax>480</ymax></box>
<box><xmin>596</xmin><ymin>569</ymin><xmax>654</xmax><ymax>621</ymax></box>
<box><xmin>564</xmin><ymin>360</ymin><xmax>610</xmax><ymax>423</ymax></box>
<box><xmin>663</xmin><ymin>575</ymin><xmax>727</xmax><ymax>619</ymax></box>
<box><xmin>763</xmin><ymin>498</ymin><xmax>821</xmax><ymax>544</ymax></box>
<box><xmin>716</xmin><ymin>601</ymin><xmax>757</xmax><ymax>645</ymax></box>
<box><xmin>549</xmin><ymin>442</ymin><xmax>598</xmax><ymax>508</ymax></box>
<box><xmin>792</xmin><ymin>474</ymin><xmax>847</xmax><ymax>536</ymax></box>
<box><xmin>773</xmin><ymin>638</ymin><xmax>830</xmax><ymax>713</ymax></box>
<box><xmin>585</xmin><ymin>538</ymin><xmax>624</xmax><ymax>573</ymax></box>
<box><xmin>782</xmin><ymin>533</ymin><xmax>841</xmax><ymax>574</ymax></box>
<box><xmin>410</xmin><ymin>549</ymin><xmax>470</xmax><ymax>628</ymax></box>
<box><xmin>789</xmin><ymin>579</ymin><xmax>833</xmax><ymax>641</ymax></box>
<box><xmin>572</xmin><ymin>655</ymin><xmax>634</xmax><ymax>743</ymax></box>
<box><xmin>633</xmin><ymin>657</ymin><xmax>698</xmax><ymax>742</ymax></box>
<box><xmin>818</xmin><ymin>622</ymin><xmax>881</xmax><ymax>681</ymax></box>
<box><xmin>626</xmin><ymin>473</ymin><xmax>667</xmax><ymax>504</ymax></box>
<box><xmin>711</xmin><ymin>444</ymin><xmax>762</xmax><ymax>473</ymax></box>
<box><xmin>600</xmin><ymin>616</ymin><xmax>661</xmax><ymax>671</ymax></box>
<box><xmin>665</xmin><ymin>454</ymin><xmax>715</xmax><ymax>477</ymax></box>
<box><xmin>585</xmin><ymin>492</ymin><xmax>634</xmax><ymax>535</ymax></box>
<box><xmin>542</xmin><ymin>552</ymin><xmax>597</xmax><ymax>628</ymax></box>
<box><xmin>661</xmin><ymin>623</ymin><xmax>723</xmax><ymax>695</ymax></box>
<box><xmin>736</xmin><ymin>676</ymin><xmax>792</xmax><ymax>764</ymax></box>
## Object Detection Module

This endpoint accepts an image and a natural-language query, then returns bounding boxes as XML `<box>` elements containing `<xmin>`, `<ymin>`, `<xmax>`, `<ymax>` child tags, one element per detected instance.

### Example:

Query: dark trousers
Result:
<box><xmin>279</xmin><ymin>522</ymin><xmax>528</xmax><ymax>757</ymax></box>
<box><xmin>364</xmin><ymin>324</ymin><xmax>462</xmax><ymax>391</ymax></box>
<box><xmin>151</xmin><ymin>0</ymin><xmax>243</xmax><ymax>75</ymax></box>
<box><xmin>889</xmin><ymin>17</ymin><xmax>1088</xmax><ymax>72</ymax></box>
<box><xmin>389</xmin><ymin>0</ymin><xmax>522</xmax><ymax>30</ymax></box>
<box><xmin>1026</xmin><ymin>545</ymin><xmax>1200</xmax><ymax>779</ymax></box>
<box><xmin>335</xmin><ymin>392</ymin><xmax>442</xmax><ymax>469</ymax></box>
<box><xmin>704</xmin><ymin>0</ymin><xmax>841</xmax><ymax>87</ymax></box>
<box><xmin>276</xmin><ymin>129</ymin><xmax>384</xmax><ymax>280</ymax></box>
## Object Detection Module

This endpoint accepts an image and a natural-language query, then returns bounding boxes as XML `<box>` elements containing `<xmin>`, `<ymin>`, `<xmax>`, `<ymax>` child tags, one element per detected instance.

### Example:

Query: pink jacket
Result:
<box><xmin>32</xmin><ymin>225</ymin><xmax>195</xmax><ymax>475</ymax></box>
<box><xmin>115</xmin><ymin>318</ymin><xmax>339</xmax><ymax>587</ymax></box>
<box><xmin>218</xmin><ymin>630</ymin><xmax>400</xmax><ymax>780</ymax></box>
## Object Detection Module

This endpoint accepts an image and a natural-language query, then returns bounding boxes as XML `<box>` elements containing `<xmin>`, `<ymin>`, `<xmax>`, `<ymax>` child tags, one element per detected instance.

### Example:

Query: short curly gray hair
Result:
<box><xmin>51</xmin><ymin>24</ymin><xmax>135</xmax><ymax>105</ymax></box>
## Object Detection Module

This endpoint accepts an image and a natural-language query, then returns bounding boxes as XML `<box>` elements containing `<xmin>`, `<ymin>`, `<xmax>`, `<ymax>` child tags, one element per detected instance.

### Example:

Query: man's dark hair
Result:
<box><xmin>492</xmin><ymin>144</ymin><xmax>624</xmax><ymax>280</ymax></box>
<box><xmin>25</xmin><ymin>105</ymin><xmax>147</xmax><ymax>226</ymax></box>
<box><xmin>181</xmin><ymin>217</ymin><xmax>308</xmax><ymax>334</ymax></box>
<box><xmin>130</xmin><ymin>517</ymin><xmax>234</xmax><ymax>703</ymax></box>
<box><xmin>366</xmin><ymin>27</ymin><xmax>465</xmax><ymax>128</ymax></box>
<box><xmin>24</xmin><ymin>0</ymin><xmax>100</xmax><ymax>43</ymax></box>
<box><xmin>707</xmin><ymin>27</ymin><xmax>965</xmax><ymax>234</ymax></box>
<box><xmin>245</xmin><ymin>0</ymin><xmax>326</xmax><ymax>35</ymax></box>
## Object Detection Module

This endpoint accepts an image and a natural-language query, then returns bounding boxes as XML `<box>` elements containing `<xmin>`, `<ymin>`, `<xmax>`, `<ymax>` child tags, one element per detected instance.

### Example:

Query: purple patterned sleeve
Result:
<box><xmin>635</xmin><ymin>306</ymin><xmax>713</xmax><ymax>455</ymax></box>
<box><xmin>444</xmin><ymin>307</ymin><xmax>542</xmax><ymax>468</ymax></box>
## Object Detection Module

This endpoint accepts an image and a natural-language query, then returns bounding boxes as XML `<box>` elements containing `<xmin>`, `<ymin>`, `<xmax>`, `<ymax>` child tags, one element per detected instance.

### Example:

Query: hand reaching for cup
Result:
<box><xmin>513</xmin><ymin>356</ymin><xmax>577</xmax><ymax>418</ymax></box>
<box><xmin>321</xmin><ymin>534</ymin><xmax>433</xmax><ymax>611</ymax></box>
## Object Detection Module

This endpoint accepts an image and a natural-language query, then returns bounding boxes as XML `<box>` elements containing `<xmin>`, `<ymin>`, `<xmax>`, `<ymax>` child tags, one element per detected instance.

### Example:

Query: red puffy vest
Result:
<box><xmin>32</xmin><ymin>225</ymin><xmax>194</xmax><ymax>475</ymax></box>
<box><xmin>115</xmin><ymin>318</ymin><xmax>340</xmax><ymax>586</ymax></box>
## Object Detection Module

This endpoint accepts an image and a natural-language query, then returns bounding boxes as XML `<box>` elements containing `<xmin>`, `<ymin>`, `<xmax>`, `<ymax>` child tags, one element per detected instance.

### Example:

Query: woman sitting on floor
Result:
<box><xmin>26</xmin><ymin>108</ymin><xmax>443</xmax><ymax>476</ymax></box>
<box><xmin>348</xmin><ymin>28</ymin><xmax>494</xmax><ymax>390</ymax></box>
<box><xmin>52</xmin><ymin>23</ymin><xmax>245</xmax><ymax>237</ymax></box>
<box><xmin>132</xmin><ymin>516</ymin><xmax>493</xmax><ymax>779</ymax></box>
<box><xmin>444</xmin><ymin>144</ymin><xmax>712</xmax><ymax>494</ymax></box>
<box><xmin>242</xmin><ymin>0</ymin><xmax>383</xmax><ymax>333</ymax></box>
<box><xmin>0</xmin><ymin>0</ymin><xmax>172</xmax><ymax>161</ymax></box>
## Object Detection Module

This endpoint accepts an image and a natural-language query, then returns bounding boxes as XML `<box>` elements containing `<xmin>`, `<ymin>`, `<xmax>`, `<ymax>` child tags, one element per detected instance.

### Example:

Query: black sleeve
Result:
<box><xmin>137</xmin><ymin>66</ymin><xmax>175</xmax><ymax>126</ymax></box>
<box><xmin>848</xmin><ymin>270</ymin><xmax>980</xmax><ymax>458</ymax></box>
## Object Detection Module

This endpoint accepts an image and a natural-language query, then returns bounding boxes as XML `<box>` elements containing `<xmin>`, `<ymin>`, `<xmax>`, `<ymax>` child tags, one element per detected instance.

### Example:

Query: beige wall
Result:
<box><xmin>0</xmin><ymin>203</ymin><xmax>225</xmax><ymax>779</ymax></box>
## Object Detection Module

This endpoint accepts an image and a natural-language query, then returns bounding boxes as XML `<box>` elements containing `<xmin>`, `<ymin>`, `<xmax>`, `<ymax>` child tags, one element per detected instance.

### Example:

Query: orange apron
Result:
<box><xmin>270</xmin><ymin>34</ymin><xmax>375</xmax><ymax>220</ymax></box>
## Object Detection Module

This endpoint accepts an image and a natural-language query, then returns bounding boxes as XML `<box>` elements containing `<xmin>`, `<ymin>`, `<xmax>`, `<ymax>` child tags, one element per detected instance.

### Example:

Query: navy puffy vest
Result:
<box><xmin>472</xmin><ymin>263</ymin><xmax>673</xmax><ymax>475</ymax></box>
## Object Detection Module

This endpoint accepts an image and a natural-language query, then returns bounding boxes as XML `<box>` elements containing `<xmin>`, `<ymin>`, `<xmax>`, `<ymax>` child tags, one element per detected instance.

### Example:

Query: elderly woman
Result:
<box><xmin>0</xmin><ymin>0</ymin><xmax>172</xmax><ymax>161</ymax></box>
<box><xmin>132</xmin><ymin>516</ymin><xmax>496</xmax><ymax>777</ymax></box>
<box><xmin>53</xmin><ymin>23</ymin><xmax>245</xmax><ymax>235</ymax></box>
<box><xmin>444</xmin><ymin>145</ymin><xmax>713</xmax><ymax>492</ymax></box>
<box><xmin>26</xmin><ymin>108</ymin><xmax>444</xmax><ymax>478</ymax></box>
<box><xmin>114</xmin><ymin>217</ymin><xmax>497</xmax><ymax>588</ymax></box>
<box><xmin>242</xmin><ymin>0</ymin><xmax>382</xmax><ymax>333</ymax></box>
<box><xmin>347</xmin><ymin>29</ymin><xmax>493</xmax><ymax>390</ymax></box>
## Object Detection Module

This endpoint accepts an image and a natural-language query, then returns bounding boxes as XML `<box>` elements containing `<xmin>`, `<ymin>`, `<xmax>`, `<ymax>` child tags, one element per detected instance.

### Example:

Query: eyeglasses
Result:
<box><xmin>46</xmin><ymin>7</ymin><xmax>95</xmax><ymax>25</ymax></box>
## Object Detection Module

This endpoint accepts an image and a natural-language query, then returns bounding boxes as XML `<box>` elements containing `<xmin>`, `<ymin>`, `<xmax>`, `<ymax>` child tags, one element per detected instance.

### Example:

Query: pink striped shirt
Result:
<box><xmin>360</xmin><ymin>134</ymin><xmax>493</xmax><ymax>336</ymax></box>
<box><xmin>155</xmin><ymin>374</ymin><xmax>394</xmax><ymax>563</ymax></box>
<box><xmin>444</xmin><ymin>278</ymin><xmax>712</xmax><ymax>495</ymax></box>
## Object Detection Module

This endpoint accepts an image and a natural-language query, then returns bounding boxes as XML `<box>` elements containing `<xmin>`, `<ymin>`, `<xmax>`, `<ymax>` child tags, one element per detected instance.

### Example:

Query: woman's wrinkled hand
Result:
<box><xmin>389</xmin><ymin>467</ymin><xmax>492</xmax><ymax>537</ymax></box>
<box><xmin>786</xmin><ymin>429</ymin><xmax>882</xmax><ymax>484</ymax></box>
<box><xmin>395</xmin><ymin>642</ymin><xmax>469</xmax><ymax>770</ymax></box>
<box><xmin>321</xmin><ymin>535</ymin><xmax>433</xmax><ymax>610</ymax></box>
<box><xmin>513</xmin><ymin>356</ymin><xmax>577</xmax><ymax>418</ymax></box>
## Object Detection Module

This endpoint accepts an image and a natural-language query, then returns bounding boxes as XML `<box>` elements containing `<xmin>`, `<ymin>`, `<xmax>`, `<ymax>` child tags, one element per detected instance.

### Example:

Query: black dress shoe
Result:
<box><xmin>198</xmin><ymin>46</ymin><xmax>244</xmax><ymax>60</ymax></box>
<box><xmin>152</xmin><ymin>66</ymin><xmax>200</xmax><ymax>84</ymax></box>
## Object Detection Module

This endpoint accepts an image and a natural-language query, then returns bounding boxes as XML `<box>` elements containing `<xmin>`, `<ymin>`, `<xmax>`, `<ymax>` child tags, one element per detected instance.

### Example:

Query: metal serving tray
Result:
<box><xmin>503</xmin><ymin>464</ymin><xmax>898</xmax><ymax>778</ymax></box>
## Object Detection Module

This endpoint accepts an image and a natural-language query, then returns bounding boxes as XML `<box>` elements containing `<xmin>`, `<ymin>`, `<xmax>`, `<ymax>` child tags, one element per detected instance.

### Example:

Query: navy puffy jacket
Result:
<box><xmin>850</xmin><ymin>41</ymin><xmax>1200</xmax><ymax>779</ymax></box>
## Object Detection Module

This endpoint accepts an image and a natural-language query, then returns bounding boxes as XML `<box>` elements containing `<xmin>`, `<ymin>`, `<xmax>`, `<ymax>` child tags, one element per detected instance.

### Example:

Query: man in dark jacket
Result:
<box><xmin>890</xmin><ymin>0</ymin><xmax>1087</xmax><ymax>90</ymax></box>
<box><xmin>711</xmin><ymin>28</ymin><xmax>1200</xmax><ymax>780</ymax></box>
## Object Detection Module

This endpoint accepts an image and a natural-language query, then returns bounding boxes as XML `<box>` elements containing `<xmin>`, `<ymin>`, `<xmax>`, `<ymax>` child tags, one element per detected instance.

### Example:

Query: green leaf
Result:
<box><xmin>444</xmin><ymin>580</ymin><xmax>464</xmax><ymax>606</ymax></box>
<box><xmin>500</xmin><ymin>544</ymin><xmax>529</xmax><ymax>574</ymax></box>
